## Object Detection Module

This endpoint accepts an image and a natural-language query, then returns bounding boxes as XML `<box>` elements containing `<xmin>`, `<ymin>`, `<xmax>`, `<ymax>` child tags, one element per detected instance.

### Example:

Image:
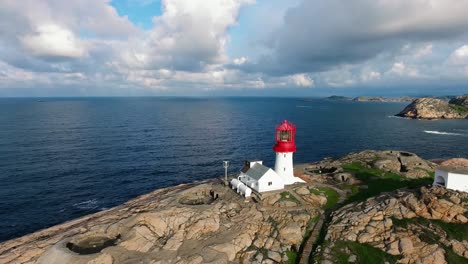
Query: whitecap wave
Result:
<box><xmin>387</xmin><ymin>115</ymin><xmax>404</xmax><ymax>119</ymax></box>
<box><xmin>423</xmin><ymin>130</ymin><xmax>464</xmax><ymax>136</ymax></box>
<box><xmin>73</xmin><ymin>199</ymin><xmax>99</xmax><ymax>210</ymax></box>
<box><xmin>296</xmin><ymin>105</ymin><xmax>313</xmax><ymax>108</ymax></box>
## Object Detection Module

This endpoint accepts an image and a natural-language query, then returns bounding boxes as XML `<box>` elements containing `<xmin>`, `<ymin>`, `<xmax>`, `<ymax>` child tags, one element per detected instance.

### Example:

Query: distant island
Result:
<box><xmin>396</xmin><ymin>95</ymin><xmax>468</xmax><ymax>119</ymax></box>
<box><xmin>325</xmin><ymin>96</ymin><xmax>415</xmax><ymax>102</ymax></box>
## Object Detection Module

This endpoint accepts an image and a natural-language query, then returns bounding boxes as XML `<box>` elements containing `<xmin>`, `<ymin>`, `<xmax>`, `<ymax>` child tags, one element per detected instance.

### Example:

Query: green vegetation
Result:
<box><xmin>280</xmin><ymin>191</ymin><xmax>299</xmax><ymax>204</ymax></box>
<box><xmin>392</xmin><ymin>217</ymin><xmax>468</xmax><ymax>264</ymax></box>
<box><xmin>449</xmin><ymin>104</ymin><xmax>468</xmax><ymax>114</ymax></box>
<box><xmin>343</xmin><ymin>163</ymin><xmax>432</xmax><ymax>204</ymax></box>
<box><xmin>331</xmin><ymin>241</ymin><xmax>398</xmax><ymax>264</ymax></box>
<box><xmin>414</xmin><ymin>167</ymin><xmax>435</xmax><ymax>178</ymax></box>
<box><xmin>392</xmin><ymin>217</ymin><xmax>468</xmax><ymax>241</ymax></box>
<box><xmin>284</xmin><ymin>250</ymin><xmax>298</xmax><ymax>264</ymax></box>
<box><xmin>309</xmin><ymin>188</ymin><xmax>321</xmax><ymax>195</ymax></box>
<box><xmin>318</xmin><ymin>187</ymin><xmax>340</xmax><ymax>210</ymax></box>
<box><xmin>310</xmin><ymin>214</ymin><xmax>320</xmax><ymax>223</ymax></box>
<box><xmin>309</xmin><ymin>187</ymin><xmax>340</xmax><ymax>209</ymax></box>
<box><xmin>342</xmin><ymin>184</ymin><xmax>360</xmax><ymax>196</ymax></box>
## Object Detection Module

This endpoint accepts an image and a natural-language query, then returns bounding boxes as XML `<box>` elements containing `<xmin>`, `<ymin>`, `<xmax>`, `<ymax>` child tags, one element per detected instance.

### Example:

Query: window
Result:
<box><xmin>268</xmin><ymin>182</ymin><xmax>272</xmax><ymax>186</ymax></box>
<box><xmin>278</xmin><ymin>131</ymin><xmax>291</xmax><ymax>141</ymax></box>
<box><xmin>284</xmin><ymin>168</ymin><xmax>286</xmax><ymax>171</ymax></box>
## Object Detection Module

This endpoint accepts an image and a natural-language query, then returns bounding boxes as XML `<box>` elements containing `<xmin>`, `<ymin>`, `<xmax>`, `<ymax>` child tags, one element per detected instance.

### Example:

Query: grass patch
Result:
<box><xmin>310</xmin><ymin>214</ymin><xmax>320</xmax><ymax>223</ymax></box>
<box><xmin>308</xmin><ymin>187</ymin><xmax>340</xmax><ymax>209</ymax></box>
<box><xmin>309</xmin><ymin>188</ymin><xmax>321</xmax><ymax>195</ymax></box>
<box><xmin>449</xmin><ymin>104</ymin><xmax>468</xmax><ymax>114</ymax></box>
<box><xmin>284</xmin><ymin>250</ymin><xmax>298</xmax><ymax>264</ymax></box>
<box><xmin>331</xmin><ymin>240</ymin><xmax>398</xmax><ymax>264</ymax></box>
<box><xmin>342</xmin><ymin>184</ymin><xmax>360</xmax><ymax>196</ymax></box>
<box><xmin>280</xmin><ymin>191</ymin><xmax>299</xmax><ymax>204</ymax></box>
<box><xmin>343</xmin><ymin>163</ymin><xmax>432</xmax><ymax>204</ymax></box>
<box><xmin>318</xmin><ymin>187</ymin><xmax>340</xmax><ymax>210</ymax></box>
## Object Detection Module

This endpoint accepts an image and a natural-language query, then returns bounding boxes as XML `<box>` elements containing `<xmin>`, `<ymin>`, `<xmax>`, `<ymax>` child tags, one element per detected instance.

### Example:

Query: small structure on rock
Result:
<box><xmin>238</xmin><ymin>160</ymin><xmax>284</xmax><ymax>193</ymax></box>
<box><xmin>433</xmin><ymin>166</ymin><xmax>468</xmax><ymax>192</ymax></box>
<box><xmin>231</xmin><ymin>120</ymin><xmax>304</xmax><ymax>195</ymax></box>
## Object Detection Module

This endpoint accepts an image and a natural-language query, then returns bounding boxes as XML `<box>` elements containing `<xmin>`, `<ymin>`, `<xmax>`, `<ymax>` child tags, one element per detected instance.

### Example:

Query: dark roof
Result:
<box><xmin>241</xmin><ymin>164</ymin><xmax>250</xmax><ymax>173</ymax></box>
<box><xmin>437</xmin><ymin>166</ymin><xmax>468</xmax><ymax>175</ymax></box>
<box><xmin>245</xmin><ymin>163</ymin><xmax>270</xmax><ymax>180</ymax></box>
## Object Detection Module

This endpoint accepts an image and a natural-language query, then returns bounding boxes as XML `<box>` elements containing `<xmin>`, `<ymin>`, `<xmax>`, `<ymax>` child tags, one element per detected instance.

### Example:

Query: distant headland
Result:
<box><xmin>325</xmin><ymin>95</ymin><xmax>415</xmax><ymax>102</ymax></box>
<box><xmin>396</xmin><ymin>95</ymin><xmax>468</xmax><ymax>119</ymax></box>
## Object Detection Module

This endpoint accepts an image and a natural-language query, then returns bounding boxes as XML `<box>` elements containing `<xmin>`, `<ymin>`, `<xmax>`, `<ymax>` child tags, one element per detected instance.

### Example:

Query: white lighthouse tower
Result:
<box><xmin>273</xmin><ymin>120</ymin><xmax>305</xmax><ymax>185</ymax></box>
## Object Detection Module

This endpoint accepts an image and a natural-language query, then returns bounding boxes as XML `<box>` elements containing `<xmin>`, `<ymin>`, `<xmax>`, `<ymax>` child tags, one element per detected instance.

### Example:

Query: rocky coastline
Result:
<box><xmin>0</xmin><ymin>150</ymin><xmax>467</xmax><ymax>264</ymax></box>
<box><xmin>396</xmin><ymin>95</ymin><xmax>468</xmax><ymax>119</ymax></box>
<box><xmin>325</xmin><ymin>96</ymin><xmax>415</xmax><ymax>102</ymax></box>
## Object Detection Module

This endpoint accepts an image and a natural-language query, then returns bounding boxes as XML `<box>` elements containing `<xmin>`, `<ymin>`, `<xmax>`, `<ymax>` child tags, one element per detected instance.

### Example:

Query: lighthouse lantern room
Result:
<box><xmin>273</xmin><ymin>120</ymin><xmax>305</xmax><ymax>185</ymax></box>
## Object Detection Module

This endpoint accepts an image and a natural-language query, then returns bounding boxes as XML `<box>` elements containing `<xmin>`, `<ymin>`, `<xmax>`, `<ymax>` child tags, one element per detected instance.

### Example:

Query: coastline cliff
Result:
<box><xmin>396</xmin><ymin>95</ymin><xmax>468</xmax><ymax>119</ymax></box>
<box><xmin>0</xmin><ymin>150</ymin><xmax>467</xmax><ymax>264</ymax></box>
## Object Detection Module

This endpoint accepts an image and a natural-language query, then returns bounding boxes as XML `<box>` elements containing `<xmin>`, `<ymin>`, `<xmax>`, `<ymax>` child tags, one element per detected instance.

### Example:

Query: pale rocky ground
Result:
<box><xmin>317</xmin><ymin>186</ymin><xmax>468</xmax><ymax>264</ymax></box>
<box><xmin>0</xmin><ymin>180</ymin><xmax>325</xmax><ymax>264</ymax></box>
<box><xmin>1</xmin><ymin>150</ymin><xmax>466</xmax><ymax>264</ymax></box>
<box><xmin>305</xmin><ymin>149</ymin><xmax>435</xmax><ymax>180</ymax></box>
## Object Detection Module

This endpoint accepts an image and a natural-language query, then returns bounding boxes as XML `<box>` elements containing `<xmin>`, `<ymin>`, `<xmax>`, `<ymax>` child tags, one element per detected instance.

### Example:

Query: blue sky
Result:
<box><xmin>0</xmin><ymin>0</ymin><xmax>468</xmax><ymax>97</ymax></box>
<box><xmin>111</xmin><ymin>0</ymin><xmax>162</xmax><ymax>29</ymax></box>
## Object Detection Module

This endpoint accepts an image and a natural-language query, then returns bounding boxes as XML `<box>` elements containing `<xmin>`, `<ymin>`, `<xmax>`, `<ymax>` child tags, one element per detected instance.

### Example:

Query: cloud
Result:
<box><xmin>19</xmin><ymin>24</ymin><xmax>86</xmax><ymax>59</ymax></box>
<box><xmin>449</xmin><ymin>45</ymin><xmax>468</xmax><ymax>65</ymax></box>
<box><xmin>1</xmin><ymin>0</ymin><xmax>468</xmax><ymax>95</ymax></box>
<box><xmin>290</xmin><ymin>74</ymin><xmax>314</xmax><ymax>87</ymax></box>
<box><xmin>237</xmin><ymin>0</ymin><xmax>468</xmax><ymax>75</ymax></box>
<box><xmin>120</xmin><ymin>0</ymin><xmax>254</xmax><ymax>71</ymax></box>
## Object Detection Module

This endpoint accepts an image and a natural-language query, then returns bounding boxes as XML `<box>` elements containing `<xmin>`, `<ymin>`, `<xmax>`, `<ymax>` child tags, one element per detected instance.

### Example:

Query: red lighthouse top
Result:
<box><xmin>273</xmin><ymin>120</ymin><xmax>296</xmax><ymax>153</ymax></box>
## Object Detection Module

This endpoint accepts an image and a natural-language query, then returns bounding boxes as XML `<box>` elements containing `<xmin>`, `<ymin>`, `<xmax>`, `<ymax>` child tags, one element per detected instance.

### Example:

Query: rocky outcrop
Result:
<box><xmin>396</xmin><ymin>97</ymin><xmax>468</xmax><ymax>119</ymax></box>
<box><xmin>318</xmin><ymin>186</ymin><xmax>468</xmax><ymax>263</ymax></box>
<box><xmin>440</xmin><ymin>158</ymin><xmax>468</xmax><ymax>167</ymax></box>
<box><xmin>449</xmin><ymin>95</ymin><xmax>468</xmax><ymax>108</ymax></box>
<box><xmin>0</xmin><ymin>182</ymin><xmax>323</xmax><ymax>264</ymax></box>
<box><xmin>353</xmin><ymin>96</ymin><xmax>415</xmax><ymax>102</ymax></box>
<box><xmin>305</xmin><ymin>150</ymin><xmax>435</xmax><ymax>181</ymax></box>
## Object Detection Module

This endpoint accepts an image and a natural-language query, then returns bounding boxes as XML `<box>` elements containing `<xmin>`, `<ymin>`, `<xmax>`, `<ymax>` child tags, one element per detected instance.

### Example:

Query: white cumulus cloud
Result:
<box><xmin>20</xmin><ymin>24</ymin><xmax>86</xmax><ymax>59</ymax></box>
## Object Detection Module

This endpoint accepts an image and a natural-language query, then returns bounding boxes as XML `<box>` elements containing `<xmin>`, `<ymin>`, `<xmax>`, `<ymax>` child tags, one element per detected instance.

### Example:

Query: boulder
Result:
<box><xmin>279</xmin><ymin>223</ymin><xmax>303</xmax><ymax>246</ymax></box>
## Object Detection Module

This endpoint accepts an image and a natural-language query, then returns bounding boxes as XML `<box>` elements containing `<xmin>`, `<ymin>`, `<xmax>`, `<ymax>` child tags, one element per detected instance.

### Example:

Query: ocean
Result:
<box><xmin>0</xmin><ymin>97</ymin><xmax>467</xmax><ymax>242</ymax></box>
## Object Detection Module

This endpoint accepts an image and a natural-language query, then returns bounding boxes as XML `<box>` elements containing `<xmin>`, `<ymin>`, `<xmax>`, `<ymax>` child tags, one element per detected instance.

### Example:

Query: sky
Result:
<box><xmin>0</xmin><ymin>0</ymin><xmax>468</xmax><ymax>97</ymax></box>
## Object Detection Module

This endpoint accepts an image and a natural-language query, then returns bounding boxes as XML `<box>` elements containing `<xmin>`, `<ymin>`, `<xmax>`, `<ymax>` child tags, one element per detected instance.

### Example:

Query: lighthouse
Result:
<box><xmin>273</xmin><ymin>120</ymin><xmax>305</xmax><ymax>185</ymax></box>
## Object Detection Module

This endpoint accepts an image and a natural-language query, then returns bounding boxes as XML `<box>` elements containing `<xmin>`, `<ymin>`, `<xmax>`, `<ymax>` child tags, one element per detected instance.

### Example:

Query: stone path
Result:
<box><xmin>299</xmin><ymin>213</ymin><xmax>325</xmax><ymax>264</ymax></box>
<box><xmin>298</xmin><ymin>183</ymin><xmax>348</xmax><ymax>264</ymax></box>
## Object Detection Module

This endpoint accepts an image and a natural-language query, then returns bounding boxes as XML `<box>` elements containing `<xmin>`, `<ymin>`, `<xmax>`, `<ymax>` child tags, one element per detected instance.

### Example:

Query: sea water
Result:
<box><xmin>0</xmin><ymin>97</ymin><xmax>467</xmax><ymax>241</ymax></box>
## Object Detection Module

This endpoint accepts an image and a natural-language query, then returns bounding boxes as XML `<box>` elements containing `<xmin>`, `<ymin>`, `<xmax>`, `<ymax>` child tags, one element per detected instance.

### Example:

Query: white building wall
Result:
<box><xmin>434</xmin><ymin>169</ymin><xmax>468</xmax><ymax>192</ymax></box>
<box><xmin>433</xmin><ymin>169</ymin><xmax>448</xmax><ymax>187</ymax></box>
<box><xmin>274</xmin><ymin>152</ymin><xmax>304</xmax><ymax>185</ymax></box>
<box><xmin>257</xmin><ymin>169</ymin><xmax>284</xmax><ymax>192</ymax></box>
<box><xmin>446</xmin><ymin>172</ymin><xmax>468</xmax><ymax>192</ymax></box>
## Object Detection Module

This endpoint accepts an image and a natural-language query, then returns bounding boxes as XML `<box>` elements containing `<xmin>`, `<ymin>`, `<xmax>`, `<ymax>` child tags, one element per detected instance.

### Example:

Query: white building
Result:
<box><xmin>433</xmin><ymin>166</ymin><xmax>468</xmax><ymax>192</ymax></box>
<box><xmin>238</xmin><ymin>160</ymin><xmax>285</xmax><ymax>193</ymax></box>
<box><xmin>231</xmin><ymin>120</ymin><xmax>305</xmax><ymax>195</ymax></box>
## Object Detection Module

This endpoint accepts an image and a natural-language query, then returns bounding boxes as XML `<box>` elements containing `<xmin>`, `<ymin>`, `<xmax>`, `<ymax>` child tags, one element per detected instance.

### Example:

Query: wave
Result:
<box><xmin>387</xmin><ymin>115</ymin><xmax>404</xmax><ymax>119</ymax></box>
<box><xmin>296</xmin><ymin>105</ymin><xmax>314</xmax><ymax>108</ymax></box>
<box><xmin>73</xmin><ymin>199</ymin><xmax>99</xmax><ymax>210</ymax></box>
<box><xmin>423</xmin><ymin>130</ymin><xmax>464</xmax><ymax>136</ymax></box>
